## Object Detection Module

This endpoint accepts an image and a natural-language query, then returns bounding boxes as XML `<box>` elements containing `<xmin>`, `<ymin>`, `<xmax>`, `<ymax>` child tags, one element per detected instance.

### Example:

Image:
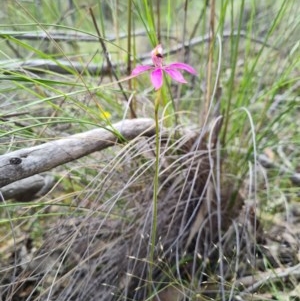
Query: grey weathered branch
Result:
<box><xmin>0</xmin><ymin>118</ymin><xmax>155</xmax><ymax>188</ymax></box>
<box><xmin>1</xmin><ymin>30</ymin><xmax>274</xmax><ymax>75</ymax></box>
<box><xmin>3</xmin><ymin>59</ymin><xmax>108</xmax><ymax>75</ymax></box>
<box><xmin>0</xmin><ymin>174</ymin><xmax>54</xmax><ymax>202</ymax></box>
<box><xmin>0</xmin><ymin>29</ymin><xmax>147</xmax><ymax>43</ymax></box>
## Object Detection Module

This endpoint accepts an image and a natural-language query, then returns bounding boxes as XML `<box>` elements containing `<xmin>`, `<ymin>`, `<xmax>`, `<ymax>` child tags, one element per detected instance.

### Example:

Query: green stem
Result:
<box><xmin>149</xmin><ymin>89</ymin><xmax>161</xmax><ymax>294</ymax></box>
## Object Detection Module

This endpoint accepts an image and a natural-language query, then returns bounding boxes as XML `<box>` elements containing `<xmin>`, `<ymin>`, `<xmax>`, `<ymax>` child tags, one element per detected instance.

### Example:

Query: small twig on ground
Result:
<box><xmin>236</xmin><ymin>263</ymin><xmax>300</xmax><ymax>294</ymax></box>
<box><xmin>258</xmin><ymin>154</ymin><xmax>300</xmax><ymax>186</ymax></box>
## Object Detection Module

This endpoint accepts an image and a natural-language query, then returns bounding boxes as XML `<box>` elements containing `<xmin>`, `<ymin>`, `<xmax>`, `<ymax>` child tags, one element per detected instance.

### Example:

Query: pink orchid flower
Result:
<box><xmin>132</xmin><ymin>44</ymin><xmax>197</xmax><ymax>90</ymax></box>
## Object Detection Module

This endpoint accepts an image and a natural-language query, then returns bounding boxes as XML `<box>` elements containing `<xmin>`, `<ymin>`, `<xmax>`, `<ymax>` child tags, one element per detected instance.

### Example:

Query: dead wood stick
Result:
<box><xmin>0</xmin><ymin>29</ymin><xmax>147</xmax><ymax>43</ymax></box>
<box><xmin>1</xmin><ymin>31</ymin><xmax>275</xmax><ymax>76</ymax></box>
<box><xmin>0</xmin><ymin>118</ymin><xmax>155</xmax><ymax>188</ymax></box>
<box><xmin>236</xmin><ymin>263</ymin><xmax>300</xmax><ymax>294</ymax></box>
<box><xmin>0</xmin><ymin>174</ymin><xmax>54</xmax><ymax>202</ymax></box>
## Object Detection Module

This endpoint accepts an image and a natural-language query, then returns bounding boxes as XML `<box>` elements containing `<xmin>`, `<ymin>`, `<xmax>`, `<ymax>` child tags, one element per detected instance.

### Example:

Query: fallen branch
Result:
<box><xmin>0</xmin><ymin>29</ymin><xmax>147</xmax><ymax>43</ymax></box>
<box><xmin>0</xmin><ymin>118</ymin><xmax>155</xmax><ymax>187</ymax></box>
<box><xmin>1</xmin><ymin>31</ymin><xmax>275</xmax><ymax>75</ymax></box>
<box><xmin>0</xmin><ymin>174</ymin><xmax>54</xmax><ymax>202</ymax></box>
<box><xmin>2</xmin><ymin>59</ymin><xmax>109</xmax><ymax>75</ymax></box>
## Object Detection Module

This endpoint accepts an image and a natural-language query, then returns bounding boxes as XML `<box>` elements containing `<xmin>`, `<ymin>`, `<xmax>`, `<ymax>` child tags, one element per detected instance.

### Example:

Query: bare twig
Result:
<box><xmin>0</xmin><ymin>118</ymin><xmax>155</xmax><ymax>187</ymax></box>
<box><xmin>258</xmin><ymin>154</ymin><xmax>300</xmax><ymax>186</ymax></box>
<box><xmin>204</xmin><ymin>0</ymin><xmax>215</xmax><ymax>122</ymax></box>
<box><xmin>89</xmin><ymin>7</ymin><xmax>137</xmax><ymax>118</ymax></box>
<box><xmin>236</xmin><ymin>263</ymin><xmax>300</xmax><ymax>294</ymax></box>
<box><xmin>1</xmin><ymin>31</ymin><xmax>276</xmax><ymax>76</ymax></box>
<box><xmin>0</xmin><ymin>30</ymin><xmax>275</xmax><ymax>51</ymax></box>
<box><xmin>0</xmin><ymin>29</ymin><xmax>147</xmax><ymax>43</ymax></box>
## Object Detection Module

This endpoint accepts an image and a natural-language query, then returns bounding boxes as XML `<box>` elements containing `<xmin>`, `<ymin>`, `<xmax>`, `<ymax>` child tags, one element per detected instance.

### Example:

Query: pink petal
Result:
<box><xmin>131</xmin><ymin>65</ymin><xmax>153</xmax><ymax>76</ymax></box>
<box><xmin>151</xmin><ymin>68</ymin><xmax>164</xmax><ymax>90</ymax></box>
<box><xmin>167</xmin><ymin>62</ymin><xmax>197</xmax><ymax>75</ymax></box>
<box><xmin>164</xmin><ymin>67</ymin><xmax>187</xmax><ymax>84</ymax></box>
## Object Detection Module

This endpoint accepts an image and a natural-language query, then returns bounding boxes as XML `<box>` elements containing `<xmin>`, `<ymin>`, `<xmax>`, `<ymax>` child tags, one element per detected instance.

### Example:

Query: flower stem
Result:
<box><xmin>149</xmin><ymin>89</ymin><xmax>161</xmax><ymax>294</ymax></box>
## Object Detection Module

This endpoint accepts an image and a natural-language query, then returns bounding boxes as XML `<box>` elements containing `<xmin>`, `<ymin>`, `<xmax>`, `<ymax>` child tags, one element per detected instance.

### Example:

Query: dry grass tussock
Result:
<box><xmin>1</xmin><ymin>121</ymin><xmax>299</xmax><ymax>301</ymax></box>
